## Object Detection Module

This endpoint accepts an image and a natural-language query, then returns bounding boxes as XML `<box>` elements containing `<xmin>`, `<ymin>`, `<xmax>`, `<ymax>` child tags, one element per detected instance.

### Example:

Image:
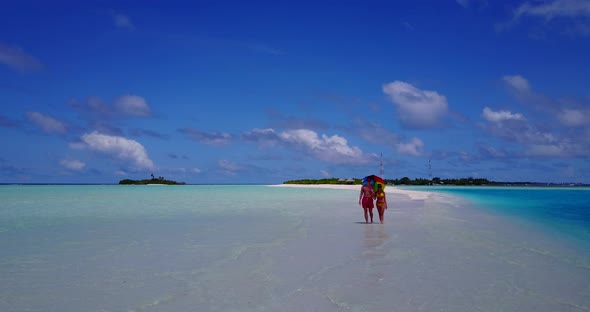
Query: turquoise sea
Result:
<box><xmin>400</xmin><ymin>186</ymin><xmax>590</xmax><ymax>247</ymax></box>
<box><xmin>1</xmin><ymin>185</ymin><xmax>590</xmax><ymax>311</ymax></box>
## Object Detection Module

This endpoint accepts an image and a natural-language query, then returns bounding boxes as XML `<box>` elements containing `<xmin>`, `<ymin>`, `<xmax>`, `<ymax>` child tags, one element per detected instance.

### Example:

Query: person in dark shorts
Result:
<box><xmin>359</xmin><ymin>181</ymin><xmax>376</xmax><ymax>223</ymax></box>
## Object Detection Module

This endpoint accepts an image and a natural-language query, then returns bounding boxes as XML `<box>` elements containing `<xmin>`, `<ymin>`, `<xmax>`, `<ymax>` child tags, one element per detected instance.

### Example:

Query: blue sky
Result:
<box><xmin>1</xmin><ymin>0</ymin><xmax>589</xmax><ymax>184</ymax></box>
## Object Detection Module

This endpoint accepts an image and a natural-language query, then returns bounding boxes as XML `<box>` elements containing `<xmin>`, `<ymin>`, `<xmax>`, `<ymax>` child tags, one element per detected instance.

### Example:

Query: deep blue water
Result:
<box><xmin>400</xmin><ymin>186</ymin><xmax>590</xmax><ymax>245</ymax></box>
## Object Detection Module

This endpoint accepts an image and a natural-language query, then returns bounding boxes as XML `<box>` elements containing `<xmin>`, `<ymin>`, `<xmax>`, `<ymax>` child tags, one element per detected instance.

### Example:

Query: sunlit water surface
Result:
<box><xmin>1</xmin><ymin>185</ymin><xmax>589</xmax><ymax>312</ymax></box>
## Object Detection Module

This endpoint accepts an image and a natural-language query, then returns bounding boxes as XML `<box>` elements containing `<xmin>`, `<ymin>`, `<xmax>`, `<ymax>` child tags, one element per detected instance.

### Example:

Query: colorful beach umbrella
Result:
<box><xmin>361</xmin><ymin>176</ymin><xmax>373</xmax><ymax>186</ymax></box>
<box><xmin>364</xmin><ymin>174</ymin><xmax>386</xmax><ymax>191</ymax></box>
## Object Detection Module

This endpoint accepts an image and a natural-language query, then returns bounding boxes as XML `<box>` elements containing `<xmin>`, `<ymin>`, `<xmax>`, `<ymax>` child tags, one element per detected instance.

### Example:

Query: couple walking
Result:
<box><xmin>359</xmin><ymin>180</ymin><xmax>387</xmax><ymax>224</ymax></box>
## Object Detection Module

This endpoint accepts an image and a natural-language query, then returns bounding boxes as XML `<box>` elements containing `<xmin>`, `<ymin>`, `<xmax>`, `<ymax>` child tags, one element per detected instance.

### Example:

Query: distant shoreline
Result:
<box><xmin>282</xmin><ymin>180</ymin><xmax>590</xmax><ymax>187</ymax></box>
<box><xmin>1</xmin><ymin>183</ymin><xmax>589</xmax><ymax>187</ymax></box>
<box><xmin>118</xmin><ymin>178</ymin><xmax>185</xmax><ymax>185</ymax></box>
<box><xmin>269</xmin><ymin>183</ymin><xmax>434</xmax><ymax>200</ymax></box>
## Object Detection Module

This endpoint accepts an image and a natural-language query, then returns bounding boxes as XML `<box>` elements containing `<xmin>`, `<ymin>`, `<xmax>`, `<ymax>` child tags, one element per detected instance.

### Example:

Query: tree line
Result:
<box><xmin>282</xmin><ymin>177</ymin><xmax>584</xmax><ymax>186</ymax></box>
<box><xmin>283</xmin><ymin>177</ymin><xmax>493</xmax><ymax>186</ymax></box>
<box><xmin>119</xmin><ymin>174</ymin><xmax>186</xmax><ymax>185</ymax></box>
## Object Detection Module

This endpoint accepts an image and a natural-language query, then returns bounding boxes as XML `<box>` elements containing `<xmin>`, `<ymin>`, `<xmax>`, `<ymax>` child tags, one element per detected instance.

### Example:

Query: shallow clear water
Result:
<box><xmin>1</xmin><ymin>185</ymin><xmax>590</xmax><ymax>312</ymax></box>
<box><xmin>398</xmin><ymin>186</ymin><xmax>590</xmax><ymax>246</ymax></box>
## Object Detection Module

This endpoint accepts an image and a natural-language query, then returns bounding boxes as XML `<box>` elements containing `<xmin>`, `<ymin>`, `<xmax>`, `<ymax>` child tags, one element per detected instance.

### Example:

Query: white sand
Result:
<box><xmin>4</xmin><ymin>185</ymin><xmax>590</xmax><ymax>311</ymax></box>
<box><xmin>269</xmin><ymin>183</ymin><xmax>432</xmax><ymax>200</ymax></box>
<box><xmin>265</xmin><ymin>183</ymin><xmax>590</xmax><ymax>311</ymax></box>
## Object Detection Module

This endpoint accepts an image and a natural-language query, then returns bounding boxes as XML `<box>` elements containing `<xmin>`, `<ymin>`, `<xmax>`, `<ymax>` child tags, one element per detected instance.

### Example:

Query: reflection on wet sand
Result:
<box><xmin>362</xmin><ymin>224</ymin><xmax>390</xmax><ymax>288</ymax></box>
<box><xmin>363</xmin><ymin>224</ymin><xmax>389</xmax><ymax>251</ymax></box>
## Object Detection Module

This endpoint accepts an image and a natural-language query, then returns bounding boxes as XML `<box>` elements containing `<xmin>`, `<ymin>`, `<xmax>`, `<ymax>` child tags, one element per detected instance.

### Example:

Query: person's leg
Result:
<box><xmin>377</xmin><ymin>206</ymin><xmax>384</xmax><ymax>223</ymax></box>
<box><xmin>363</xmin><ymin>208</ymin><xmax>369</xmax><ymax>223</ymax></box>
<box><xmin>369</xmin><ymin>208</ymin><xmax>374</xmax><ymax>223</ymax></box>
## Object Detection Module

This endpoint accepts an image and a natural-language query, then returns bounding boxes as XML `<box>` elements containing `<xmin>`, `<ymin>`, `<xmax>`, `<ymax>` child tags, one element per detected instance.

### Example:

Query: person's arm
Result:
<box><xmin>384</xmin><ymin>193</ymin><xmax>388</xmax><ymax>209</ymax></box>
<box><xmin>359</xmin><ymin>189</ymin><xmax>363</xmax><ymax>205</ymax></box>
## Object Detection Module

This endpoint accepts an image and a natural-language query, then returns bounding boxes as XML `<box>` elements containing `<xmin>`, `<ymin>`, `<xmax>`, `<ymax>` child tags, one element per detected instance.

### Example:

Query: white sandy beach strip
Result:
<box><xmin>269</xmin><ymin>183</ymin><xmax>432</xmax><ymax>200</ymax></box>
<box><xmin>267</xmin><ymin>183</ymin><xmax>590</xmax><ymax>312</ymax></box>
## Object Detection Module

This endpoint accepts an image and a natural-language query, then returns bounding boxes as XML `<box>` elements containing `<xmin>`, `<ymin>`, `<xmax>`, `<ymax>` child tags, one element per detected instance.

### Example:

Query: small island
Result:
<box><xmin>119</xmin><ymin>174</ymin><xmax>186</xmax><ymax>185</ymax></box>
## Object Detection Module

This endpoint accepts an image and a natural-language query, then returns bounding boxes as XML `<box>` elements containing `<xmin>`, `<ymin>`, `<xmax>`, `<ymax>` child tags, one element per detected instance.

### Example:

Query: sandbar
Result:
<box><xmin>269</xmin><ymin>183</ymin><xmax>432</xmax><ymax>200</ymax></box>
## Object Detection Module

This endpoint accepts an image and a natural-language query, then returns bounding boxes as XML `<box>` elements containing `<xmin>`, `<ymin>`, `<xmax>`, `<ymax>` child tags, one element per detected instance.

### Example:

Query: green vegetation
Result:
<box><xmin>119</xmin><ymin>174</ymin><xmax>185</xmax><ymax>185</ymax></box>
<box><xmin>389</xmin><ymin>177</ymin><xmax>492</xmax><ymax>186</ymax></box>
<box><xmin>282</xmin><ymin>177</ymin><xmax>587</xmax><ymax>186</ymax></box>
<box><xmin>283</xmin><ymin>178</ymin><xmax>361</xmax><ymax>185</ymax></box>
<box><xmin>283</xmin><ymin>177</ymin><xmax>493</xmax><ymax>186</ymax></box>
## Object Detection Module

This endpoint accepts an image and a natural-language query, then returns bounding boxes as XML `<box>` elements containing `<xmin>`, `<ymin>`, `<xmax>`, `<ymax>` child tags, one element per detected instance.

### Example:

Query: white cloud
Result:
<box><xmin>503</xmin><ymin>75</ymin><xmax>590</xmax><ymax>136</ymax></box>
<box><xmin>115</xmin><ymin>170</ymin><xmax>127</xmax><ymax>176</ymax></box>
<box><xmin>0</xmin><ymin>43</ymin><xmax>44</xmax><ymax>73</ymax></box>
<box><xmin>501</xmin><ymin>75</ymin><xmax>556</xmax><ymax>112</ymax></box>
<box><xmin>558</xmin><ymin>108</ymin><xmax>590</xmax><ymax>127</ymax></box>
<box><xmin>60</xmin><ymin>159</ymin><xmax>86</xmax><ymax>171</ymax></box>
<box><xmin>79</xmin><ymin>131</ymin><xmax>154</xmax><ymax>169</ymax></box>
<box><xmin>396</xmin><ymin>137</ymin><xmax>424</xmax><ymax>156</ymax></box>
<box><xmin>499</xmin><ymin>1</ymin><xmax>590</xmax><ymax>37</ymax></box>
<box><xmin>479</xmin><ymin>107</ymin><xmax>590</xmax><ymax>157</ymax></box>
<box><xmin>241</xmin><ymin>128</ymin><xmax>279</xmax><ymax>147</ymax></box>
<box><xmin>503</xmin><ymin>74</ymin><xmax>575</xmax><ymax>125</ymax></box>
<box><xmin>279</xmin><ymin>129</ymin><xmax>369</xmax><ymax>164</ymax></box>
<box><xmin>514</xmin><ymin>0</ymin><xmax>590</xmax><ymax>20</ymax></box>
<box><xmin>191</xmin><ymin>168</ymin><xmax>202</xmax><ymax>174</ymax></box>
<box><xmin>111</xmin><ymin>12</ymin><xmax>135</xmax><ymax>30</ymax></box>
<box><xmin>180</xmin><ymin>128</ymin><xmax>232</xmax><ymax>146</ymax></box>
<box><xmin>115</xmin><ymin>95</ymin><xmax>151</xmax><ymax>117</ymax></box>
<box><xmin>482</xmin><ymin>107</ymin><xmax>525</xmax><ymax>122</ymax></box>
<box><xmin>502</xmin><ymin>75</ymin><xmax>531</xmax><ymax>93</ymax></box>
<box><xmin>382</xmin><ymin>81</ymin><xmax>448</xmax><ymax>128</ymax></box>
<box><xmin>26</xmin><ymin>112</ymin><xmax>67</xmax><ymax>134</ymax></box>
<box><xmin>320</xmin><ymin>170</ymin><xmax>331</xmax><ymax>177</ymax></box>
<box><xmin>70</xmin><ymin>95</ymin><xmax>155</xmax><ymax>120</ymax></box>
<box><xmin>243</xmin><ymin>128</ymin><xmax>374</xmax><ymax>164</ymax></box>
